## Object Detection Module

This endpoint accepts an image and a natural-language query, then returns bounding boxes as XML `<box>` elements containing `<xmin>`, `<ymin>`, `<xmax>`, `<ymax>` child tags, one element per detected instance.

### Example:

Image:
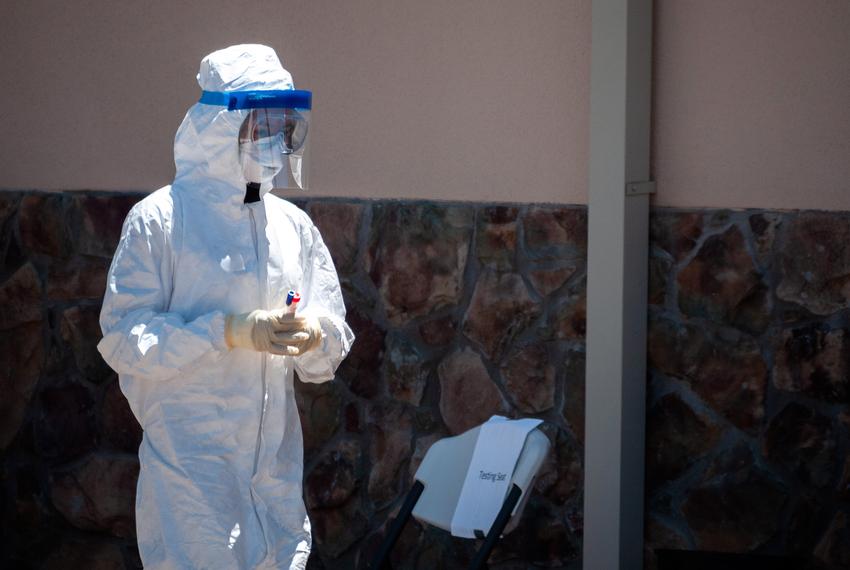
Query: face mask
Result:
<box><xmin>240</xmin><ymin>136</ymin><xmax>285</xmax><ymax>184</ymax></box>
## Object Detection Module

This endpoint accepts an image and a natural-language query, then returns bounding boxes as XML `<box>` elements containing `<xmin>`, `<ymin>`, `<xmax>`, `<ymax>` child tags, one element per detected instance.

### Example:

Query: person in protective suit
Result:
<box><xmin>98</xmin><ymin>44</ymin><xmax>354</xmax><ymax>569</ymax></box>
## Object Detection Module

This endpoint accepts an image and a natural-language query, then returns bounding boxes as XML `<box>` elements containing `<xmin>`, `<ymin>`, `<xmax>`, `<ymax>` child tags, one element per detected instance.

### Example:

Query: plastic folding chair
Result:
<box><xmin>370</xmin><ymin>424</ymin><xmax>551</xmax><ymax>570</ymax></box>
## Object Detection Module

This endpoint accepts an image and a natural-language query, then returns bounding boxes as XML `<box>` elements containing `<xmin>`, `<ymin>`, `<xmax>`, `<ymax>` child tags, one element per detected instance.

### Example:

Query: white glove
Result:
<box><xmin>273</xmin><ymin>314</ymin><xmax>324</xmax><ymax>356</ymax></box>
<box><xmin>225</xmin><ymin>310</ymin><xmax>324</xmax><ymax>356</ymax></box>
<box><xmin>225</xmin><ymin>309</ymin><xmax>298</xmax><ymax>355</ymax></box>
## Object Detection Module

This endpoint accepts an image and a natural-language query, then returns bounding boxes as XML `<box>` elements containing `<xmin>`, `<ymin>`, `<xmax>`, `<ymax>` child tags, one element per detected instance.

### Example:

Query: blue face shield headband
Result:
<box><xmin>200</xmin><ymin>89</ymin><xmax>313</xmax><ymax>190</ymax></box>
<box><xmin>199</xmin><ymin>89</ymin><xmax>312</xmax><ymax>111</ymax></box>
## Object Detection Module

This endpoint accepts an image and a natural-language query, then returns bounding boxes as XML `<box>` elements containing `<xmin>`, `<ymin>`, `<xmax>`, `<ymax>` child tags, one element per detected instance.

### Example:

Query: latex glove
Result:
<box><xmin>225</xmin><ymin>309</ymin><xmax>301</xmax><ymax>356</ymax></box>
<box><xmin>273</xmin><ymin>314</ymin><xmax>324</xmax><ymax>356</ymax></box>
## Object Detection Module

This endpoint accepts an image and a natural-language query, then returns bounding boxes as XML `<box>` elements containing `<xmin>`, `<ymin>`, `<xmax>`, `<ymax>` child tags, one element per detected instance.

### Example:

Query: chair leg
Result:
<box><xmin>468</xmin><ymin>484</ymin><xmax>523</xmax><ymax>570</ymax></box>
<box><xmin>370</xmin><ymin>480</ymin><xmax>425</xmax><ymax>570</ymax></box>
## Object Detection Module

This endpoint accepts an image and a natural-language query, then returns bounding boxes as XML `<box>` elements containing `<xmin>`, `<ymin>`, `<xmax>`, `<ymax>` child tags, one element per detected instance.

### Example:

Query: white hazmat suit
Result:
<box><xmin>98</xmin><ymin>45</ymin><xmax>354</xmax><ymax>569</ymax></box>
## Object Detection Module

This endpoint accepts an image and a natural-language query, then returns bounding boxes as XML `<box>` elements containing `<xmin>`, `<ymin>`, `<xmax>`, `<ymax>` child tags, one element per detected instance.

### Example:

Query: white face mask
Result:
<box><xmin>240</xmin><ymin>136</ymin><xmax>285</xmax><ymax>184</ymax></box>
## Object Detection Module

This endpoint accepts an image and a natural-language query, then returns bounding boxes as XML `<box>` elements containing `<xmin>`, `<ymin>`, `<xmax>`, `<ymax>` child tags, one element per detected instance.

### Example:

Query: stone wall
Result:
<box><xmin>646</xmin><ymin>210</ymin><xmax>850</xmax><ymax>570</ymax></box>
<box><xmin>0</xmin><ymin>193</ymin><xmax>586</xmax><ymax>569</ymax></box>
<box><xmin>0</xmin><ymin>191</ymin><xmax>847</xmax><ymax>569</ymax></box>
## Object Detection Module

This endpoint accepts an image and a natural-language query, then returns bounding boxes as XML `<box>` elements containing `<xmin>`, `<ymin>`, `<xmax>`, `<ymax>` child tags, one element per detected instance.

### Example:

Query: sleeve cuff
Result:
<box><xmin>295</xmin><ymin>314</ymin><xmax>354</xmax><ymax>383</ymax></box>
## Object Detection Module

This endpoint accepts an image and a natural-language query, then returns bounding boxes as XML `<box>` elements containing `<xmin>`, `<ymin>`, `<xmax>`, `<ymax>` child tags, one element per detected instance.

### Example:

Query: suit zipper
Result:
<box><xmin>248</xmin><ymin>206</ymin><xmax>268</xmax><ymax>475</ymax></box>
<box><xmin>248</xmin><ymin>204</ymin><xmax>272</xmax><ymax>559</ymax></box>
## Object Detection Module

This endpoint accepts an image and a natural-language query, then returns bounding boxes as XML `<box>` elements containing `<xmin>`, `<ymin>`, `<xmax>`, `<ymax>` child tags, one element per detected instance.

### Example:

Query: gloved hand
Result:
<box><xmin>225</xmin><ymin>309</ymin><xmax>301</xmax><ymax>355</ymax></box>
<box><xmin>225</xmin><ymin>310</ymin><xmax>324</xmax><ymax>356</ymax></box>
<box><xmin>273</xmin><ymin>314</ymin><xmax>324</xmax><ymax>356</ymax></box>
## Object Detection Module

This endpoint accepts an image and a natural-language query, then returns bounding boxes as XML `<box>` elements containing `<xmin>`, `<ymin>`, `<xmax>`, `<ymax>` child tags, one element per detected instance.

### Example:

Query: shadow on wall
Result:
<box><xmin>655</xmin><ymin>550</ymin><xmax>807</xmax><ymax>570</ymax></box>
<box><xmin>1</xmin><ymin>191</ymin><xmax>848</xmax><ymax>569</ymax></box>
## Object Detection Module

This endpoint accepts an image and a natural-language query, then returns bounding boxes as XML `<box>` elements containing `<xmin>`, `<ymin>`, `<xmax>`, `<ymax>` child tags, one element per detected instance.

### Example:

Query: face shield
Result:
<box><xmin>200</xmin><ymin>89</ymin><xmax>312</xmax><ymax>190</ymax></box>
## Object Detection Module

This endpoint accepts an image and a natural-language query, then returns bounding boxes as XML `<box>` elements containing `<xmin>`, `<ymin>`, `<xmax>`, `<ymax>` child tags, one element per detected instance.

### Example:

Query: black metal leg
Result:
<box><xmin>370</xmin><ymin>480</ymin><xmax>425</xmax><ymax>570</ymax></box>
<box><xmin>468</xmin><ymin>484</ymin><xmax>523</xmax><ymax>570</ymax></box>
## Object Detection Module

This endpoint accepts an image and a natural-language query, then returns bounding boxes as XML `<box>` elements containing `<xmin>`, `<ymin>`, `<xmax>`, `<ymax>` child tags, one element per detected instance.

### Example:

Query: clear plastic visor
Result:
<box><xmin>238</xmin><ymin>107</ymin><xmax>311</xmax><ymax>190</ymax></box>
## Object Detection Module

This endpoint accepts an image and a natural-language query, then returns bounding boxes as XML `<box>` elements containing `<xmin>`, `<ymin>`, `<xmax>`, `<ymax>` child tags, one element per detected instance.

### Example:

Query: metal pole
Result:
<box><xmin>584</xmin><ymin>0</ymin><xmax>653</xmax><ymax>569</ymax></box>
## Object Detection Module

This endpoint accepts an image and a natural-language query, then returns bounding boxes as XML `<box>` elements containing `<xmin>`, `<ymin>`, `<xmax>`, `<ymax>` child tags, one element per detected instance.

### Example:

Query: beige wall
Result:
<box><xmin>1</xmin><ymin>1</ymin><xmax>847</xmax><ymax>209</ymax></box>
<box><xmin>653</xmin><ymin>0</ymin><xmax>850</xmax><ymax>210</ymax></box>
<box><xmin>0</xmin><ymin>0</ymin><xmax>590</xmax><ymax>204</ymax></box>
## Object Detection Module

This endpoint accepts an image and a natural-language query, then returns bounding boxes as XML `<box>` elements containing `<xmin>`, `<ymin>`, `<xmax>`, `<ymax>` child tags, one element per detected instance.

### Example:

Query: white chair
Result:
<box><xmin>370</xmin><ymin>424</ymin><xmax>551</xmax><ymax>570</ymax></box>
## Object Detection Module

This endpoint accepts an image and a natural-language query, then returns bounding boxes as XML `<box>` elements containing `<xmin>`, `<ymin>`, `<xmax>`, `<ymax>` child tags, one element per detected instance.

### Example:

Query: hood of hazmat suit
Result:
<box><xmin>97</xmin><ymin>44</ymin><xmax>354</xmax><ymax>570</ymax></box>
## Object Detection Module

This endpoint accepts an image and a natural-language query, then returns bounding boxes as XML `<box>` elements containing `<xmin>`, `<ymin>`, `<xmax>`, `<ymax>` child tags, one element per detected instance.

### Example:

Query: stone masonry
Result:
<box><xmin>0</xmin><ymin>192</ymin><xmax>848</xmax><ymax>569</ymax></box>
<box><xmin>646</xmin><ymin>209</ymin><xmax>850</xmax><ymax>570</ymax></box>
<box><xmin>0</xmin><ymin>194</ymin><xmax>585</xmax><ymax>570</ymax></box>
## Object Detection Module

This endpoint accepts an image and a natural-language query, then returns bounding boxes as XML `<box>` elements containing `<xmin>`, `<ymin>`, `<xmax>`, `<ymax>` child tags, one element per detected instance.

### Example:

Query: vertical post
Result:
<box><xmin>584</xmin><ymin>0</ymin><xmax>653</xmax><ymax>569</ymax></box>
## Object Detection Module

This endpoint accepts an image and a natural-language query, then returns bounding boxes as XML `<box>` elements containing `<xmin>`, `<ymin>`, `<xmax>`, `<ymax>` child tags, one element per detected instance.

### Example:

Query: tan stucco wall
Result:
<box><xmin>0</xmin><ymin>1</ymin><xmax>847</xmax><ymax>209</ymax></box>
<box><xmin>0</xmin><ymin>0</ymin><xmax>590</xmax><ymax>203</ymax></box>
<box><xmin>652</xmin><ymin>0</ymin><xmax>850</xmax><ymax>210</ymax></box>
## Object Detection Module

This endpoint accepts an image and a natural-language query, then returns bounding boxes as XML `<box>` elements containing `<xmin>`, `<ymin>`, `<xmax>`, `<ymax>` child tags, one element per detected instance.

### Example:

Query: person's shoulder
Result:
<box><xmin>126</xmin><ymin>186</ymin><xmax>176</xmax><ymax>230</ymax></box>
<box><xmin>131</xmin><ymin>185</ymin><xmax>173</xmax><ymax>212</ymax></box>
<box><xmin>265</xmin><ymin>193</ymin><xmax>313</xmax><ymax>227</ymax></box>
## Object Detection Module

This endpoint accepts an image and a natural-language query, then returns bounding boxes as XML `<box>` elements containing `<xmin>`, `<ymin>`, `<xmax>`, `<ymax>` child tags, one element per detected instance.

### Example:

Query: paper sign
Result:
<box><xmin>450</xmin><ymin>415</ymin><xmax>542</xmax><ymax>538</ymax></box>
